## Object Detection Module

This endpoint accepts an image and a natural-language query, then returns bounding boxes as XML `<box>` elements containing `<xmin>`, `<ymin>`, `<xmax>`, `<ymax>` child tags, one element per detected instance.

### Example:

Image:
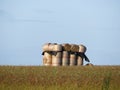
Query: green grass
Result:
<box><xmin>0</xmin><ymin>66</ymin><xmax>120</xmax><ymax>90</ymax></box>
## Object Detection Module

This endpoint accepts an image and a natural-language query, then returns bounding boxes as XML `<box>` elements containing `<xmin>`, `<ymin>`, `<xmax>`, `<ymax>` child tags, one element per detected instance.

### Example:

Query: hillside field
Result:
<box><xmin>0</xmin><ymin>65</ymin><xmax>120</xmax><ymax>90</ymax></box>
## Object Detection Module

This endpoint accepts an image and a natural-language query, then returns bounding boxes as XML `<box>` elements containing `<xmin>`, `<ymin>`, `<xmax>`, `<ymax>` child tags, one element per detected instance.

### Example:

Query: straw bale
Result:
<box><xmin>48</xmin><ymin>43</ymin><xmax>55</xmax><ymax>51</ymax></box>
<box><xmin>42</xmin><ymin>43</ymin><xmax>51</xmax><ymax>51</ymax></box>
<box><xmin>53</xmin><ymin>44</ymin><xmax>62</xmax><ymax>51</ymax></box>
<box><xmin>44</xmin><ymin>52</ymin><xmax>52</xmax><ymax>66</ymax></box>
<box><xmin>62</xmin><ymin>43</ymin><xmax>71</xmax><ymax>51</ymax></box>
<box><xmin>70</xmin><ymin>44</ymin><xmax>79</xmax><ymax>52</ymax></box>
<box><xmin>52</xmin><ymin>53</ymin><xmax>62</xmax><ymax>66</ymax></box>
<box><xmin>77</xmin><ymin>56</ymin><xmax>83</xmax><ymax>66</ymax></box>
<box><xmin>43</xmin><ymin>56</ymin><xmax>47</xmax><ymax>65</ymax></box>
<box><xmin>62</xmin><ymin>51</ymin><xmax>70</xmax><ymax>66</ymax></box>
<box><xmin>70</xmin><ymin>54</ymin><xmax>77</xmax><ymax>66</ymax></box>
<box><xmin>62</xmin><ymin>51</ymin><xmax>70</xmax><ymax>57</ymax></box>
<box><xmin>79</xmin><ymin>44</ymin><xmax>86</xmax><ymax>53</ymax></box>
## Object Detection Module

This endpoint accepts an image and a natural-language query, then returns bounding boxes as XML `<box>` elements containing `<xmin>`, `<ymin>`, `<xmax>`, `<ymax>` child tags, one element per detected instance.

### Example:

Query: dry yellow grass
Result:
<box><xmin>0</xmin><ymin>65</ymin><xmax>120</xmax><ymax>90</ymax></box>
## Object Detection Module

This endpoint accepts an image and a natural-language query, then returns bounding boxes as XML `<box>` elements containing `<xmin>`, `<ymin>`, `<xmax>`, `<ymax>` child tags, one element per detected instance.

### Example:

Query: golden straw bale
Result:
<box><xmin>62</xmin><ymin>51</ymin><xmax>70</xmax><ymax>66</ymax></box>
<box><xmin>52</xmin><ymin>52</ymin><xmax>62</xmax><ymax>66</ymax></box>
<box><xmin>44</xmin><ymin>52</ymin><xmax>52</xmax><ymax>66</ymax></box>
<box><xmin>42</xmin><ymin>43</ymin><xmax>51</xmax><ymax>51</ymax></box>
<box><xmin>70</xmin><ymin>54</ymin><xmax>77</xmax><ymax>66</ymax></box>
<box><xmin>53</xmin><ymin>44</ymin><xmax>62</xmax><ymax>51</ymax></box>
<box><xmin>79</xmin><ymin>44</ymin><xmax>86</xmax><ymax>53</ymax></box>
<box><xmin>43</xmin><ymin>55</ymin><xmax>47</xmax><ymax>65</ymax></box>
<box><xmin>77</xmin><ymin>56</ymin><xmax>83</xmax><ymax>66</ymax></box>
<box><xmin>70</xmin><ymin>44</ymin><xmax>79</xmax><ymax>52</ymax></box>
<box><xmin>62</xmin><ymin>43</ymin><xmax>71</xmax><ymax>51</ymax></box>
<box><xmin>48</xmin><ymin>43</ymin><xmax>55</xmax><ymax>51</ymax></box>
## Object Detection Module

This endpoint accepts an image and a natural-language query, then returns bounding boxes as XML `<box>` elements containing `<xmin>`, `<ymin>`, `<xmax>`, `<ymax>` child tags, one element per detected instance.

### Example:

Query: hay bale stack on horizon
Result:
<box><xmin>42</xmin><ymin>43</ymin><xmax>91</xmax><ymax>66</ymax></box>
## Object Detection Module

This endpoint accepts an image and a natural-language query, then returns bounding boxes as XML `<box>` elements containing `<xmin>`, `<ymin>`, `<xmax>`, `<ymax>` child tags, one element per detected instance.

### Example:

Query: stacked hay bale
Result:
<box><xmin>77</xmin><ymin>45</ymin><xmax>86</xmax><ymax>66</ymax></box>
<box><xmin>42</xmin><ymin>43</ymin><xmax>52</xmax><ymax>66</ymax></box>
<box><xmin>62</xmin><ymin>51</ymin><xmax>70</xmax><ymax>66</ymax></box>
<box><xmin>62</xmin><ymin>43</ymin><xmax>71</xmax><ymax>66</ymax></box>
<box><xmin>69</xmin><ymin>44</ymin><xmax>79</xmax><ymax>66</ymax></box>
<box><xmin>42</xmin><ymin>43</ymin><xmax>90</xmax><ymax>66</ymax></box>
<box><xmin>52</xmin><ymin>44</ymin><xmax>62</xmax><ymax>66</ymax></box>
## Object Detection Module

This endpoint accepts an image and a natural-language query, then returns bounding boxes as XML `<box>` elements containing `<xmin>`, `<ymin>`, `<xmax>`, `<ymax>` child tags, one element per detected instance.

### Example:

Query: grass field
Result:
<box><xmin>0</xmin><ymin>65</ymin><xmax>120</xmax><ymax>90</ymax></box>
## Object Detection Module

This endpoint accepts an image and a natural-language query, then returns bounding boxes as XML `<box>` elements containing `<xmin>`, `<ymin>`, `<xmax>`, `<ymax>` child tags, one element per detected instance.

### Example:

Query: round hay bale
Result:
<box><xmin>52</xmin><ymin>52</ymin><xmax>62</xmax><ymax>66</ymax></box>
<box><xmin>43</xmin><ymin>43</ymin><xmax>57</xmax><ymax>52</ymax></box>
<box><xmin>62</xmin><ymin>57</ymin><xmax>69</xmax><ymax>66</ymax></box>
<box><xmin>79</xmin><ymin>44</ymin><xmax>86</xmax><ymax>53</ymax></box>
<box><xmin>55</xmin><ymin>52</ymin><xmax>62</xmax><ymax>58</ymax></box>
<box><xmin>70</xmin><ymin>44</ymin><xmax>79</xmax><ymax>52</ymax></box>
<box><xmin>62</xmin><ymin>51</ymin><xmax>70</xmax><ymax>57</ymax></box>
<box><xmin>52</xmin><ymin>57</ymin><xmax>62</xmax><ymax>66</ymax></box>
<box><xmin>42</xmin><ymin>43</ymin><xmax>51</xmax><ymax>51</ymax></box>
<box><xmin>62</xmin><ymin>43</ymin><xmax>71</xmax><ymax>51</ymax></box>
<box><xmin>70</xmin><ymin>54</ymin><xmax>77</xmax><ymax>66</ymax></box>
<box><xmin>53</xmin><ymin>44</ymin><xmax>62</xmax><ymax>51</ymax></box>
<box><xmin>62</xmin><ymin>51</ymin><xmax>70</xmax><ymax>66</ymax></box>
<box><xmin>43</xmin><ymin>55</ymin><xmax>47</xmax><ymax>65</ymax></box>
<box><xmin>49</xmin><ymin>43</ymin><xmax>55</xmax><ymax>51</ymax></box>
<box><xmin>44</xmin><ymin>52</ymin><xmax>52</xmax><ymax>66</ymax></box>
<box><xmin>77</xmin><ymin>56</ymin><xmax>83</xmax><ymax>66</ymax></box>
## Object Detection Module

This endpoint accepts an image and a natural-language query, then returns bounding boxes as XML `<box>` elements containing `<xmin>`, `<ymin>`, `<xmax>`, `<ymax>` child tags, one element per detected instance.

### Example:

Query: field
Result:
<box><xmin>0</xmin><ymin>66</ymin><xmax>120</xmax><ymax>90</ymax></box>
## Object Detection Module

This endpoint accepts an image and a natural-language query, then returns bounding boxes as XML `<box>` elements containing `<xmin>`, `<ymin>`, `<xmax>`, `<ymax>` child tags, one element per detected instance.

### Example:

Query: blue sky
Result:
<box><xmin>0</xmin><ymin>0</ymin><xmax>120</xmax><ymax>65</ymax></box>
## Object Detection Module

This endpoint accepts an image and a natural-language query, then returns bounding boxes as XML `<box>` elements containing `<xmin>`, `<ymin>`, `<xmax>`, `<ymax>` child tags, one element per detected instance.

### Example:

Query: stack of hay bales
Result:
<box><xmin>42</xmin><ymin>43</ymin><xmax>90</xmax><ymax>66</ymax></box>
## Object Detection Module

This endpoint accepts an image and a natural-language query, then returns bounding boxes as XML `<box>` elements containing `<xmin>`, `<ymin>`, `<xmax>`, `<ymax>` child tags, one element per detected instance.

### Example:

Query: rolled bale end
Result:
<box><xmin>62</xmin><ymin>43</ymin><xmax>71</xmax><ymax>51</ymax></box>
<box><xmin>43</xmin><ymin>52</ymin><xmax>52</xmax><ymax>66</ymax></box>
<box><xmin>62</xmin><ymin>51</ymin><xmax>70</xmax><ymax>66</ymax></box>
<box><xmin>48</xmin><ymin>43</ymin><xmax>56</xmax><ymax>51</ymax></box>
<box><xmin>70</xmin><ymin>44</ymin><xmax>79</xmax><ymax>52</ymax></box>
<box><xmin>77</xmin><ymin>56</ymin><xmax>83</xmax><ymax>66</ymax></box>
<box><xmin>43</xmin><ymin>55</ymin><xmax>47</xmax><ymax>65</ymax></box>
<box><xmin>52</xmin><ymin>52</ymin><xmax>62</xmax><ymax>66</ymax></box>
<box><xmin>53</xmin><ymin>44</ymin><xmax>62</xmax><ymax>52</ymax></box>
<box><xmin>42</xmin><ymin>43</ymin><xmax>58</xmax><ymax>52</ymax></box>
<box><xmin>70</xmin><ymin>53</ymin><xmax>77</xmax><ymax>66</ymax></box>
<box><xmin>52</xmin><ymin>59</ymin><xmax>62</xmax><ymax>66</ymax></box>
<box><xmin>79</xmin><ymin>44</ymin><xmax>87</xmax><ymax>53</ymax></box>
<box><xmin>42</xmin><ymin>43</ymin><xmax>51</xmax><ymax>52</ymax></box>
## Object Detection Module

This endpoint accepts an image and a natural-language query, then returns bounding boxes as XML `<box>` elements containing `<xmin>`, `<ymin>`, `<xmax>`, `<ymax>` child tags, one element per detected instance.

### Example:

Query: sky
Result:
<box><xmin>0</xmin><ymin>0</ymin><xmax>120</xmax><ymax>65</ymax></box>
